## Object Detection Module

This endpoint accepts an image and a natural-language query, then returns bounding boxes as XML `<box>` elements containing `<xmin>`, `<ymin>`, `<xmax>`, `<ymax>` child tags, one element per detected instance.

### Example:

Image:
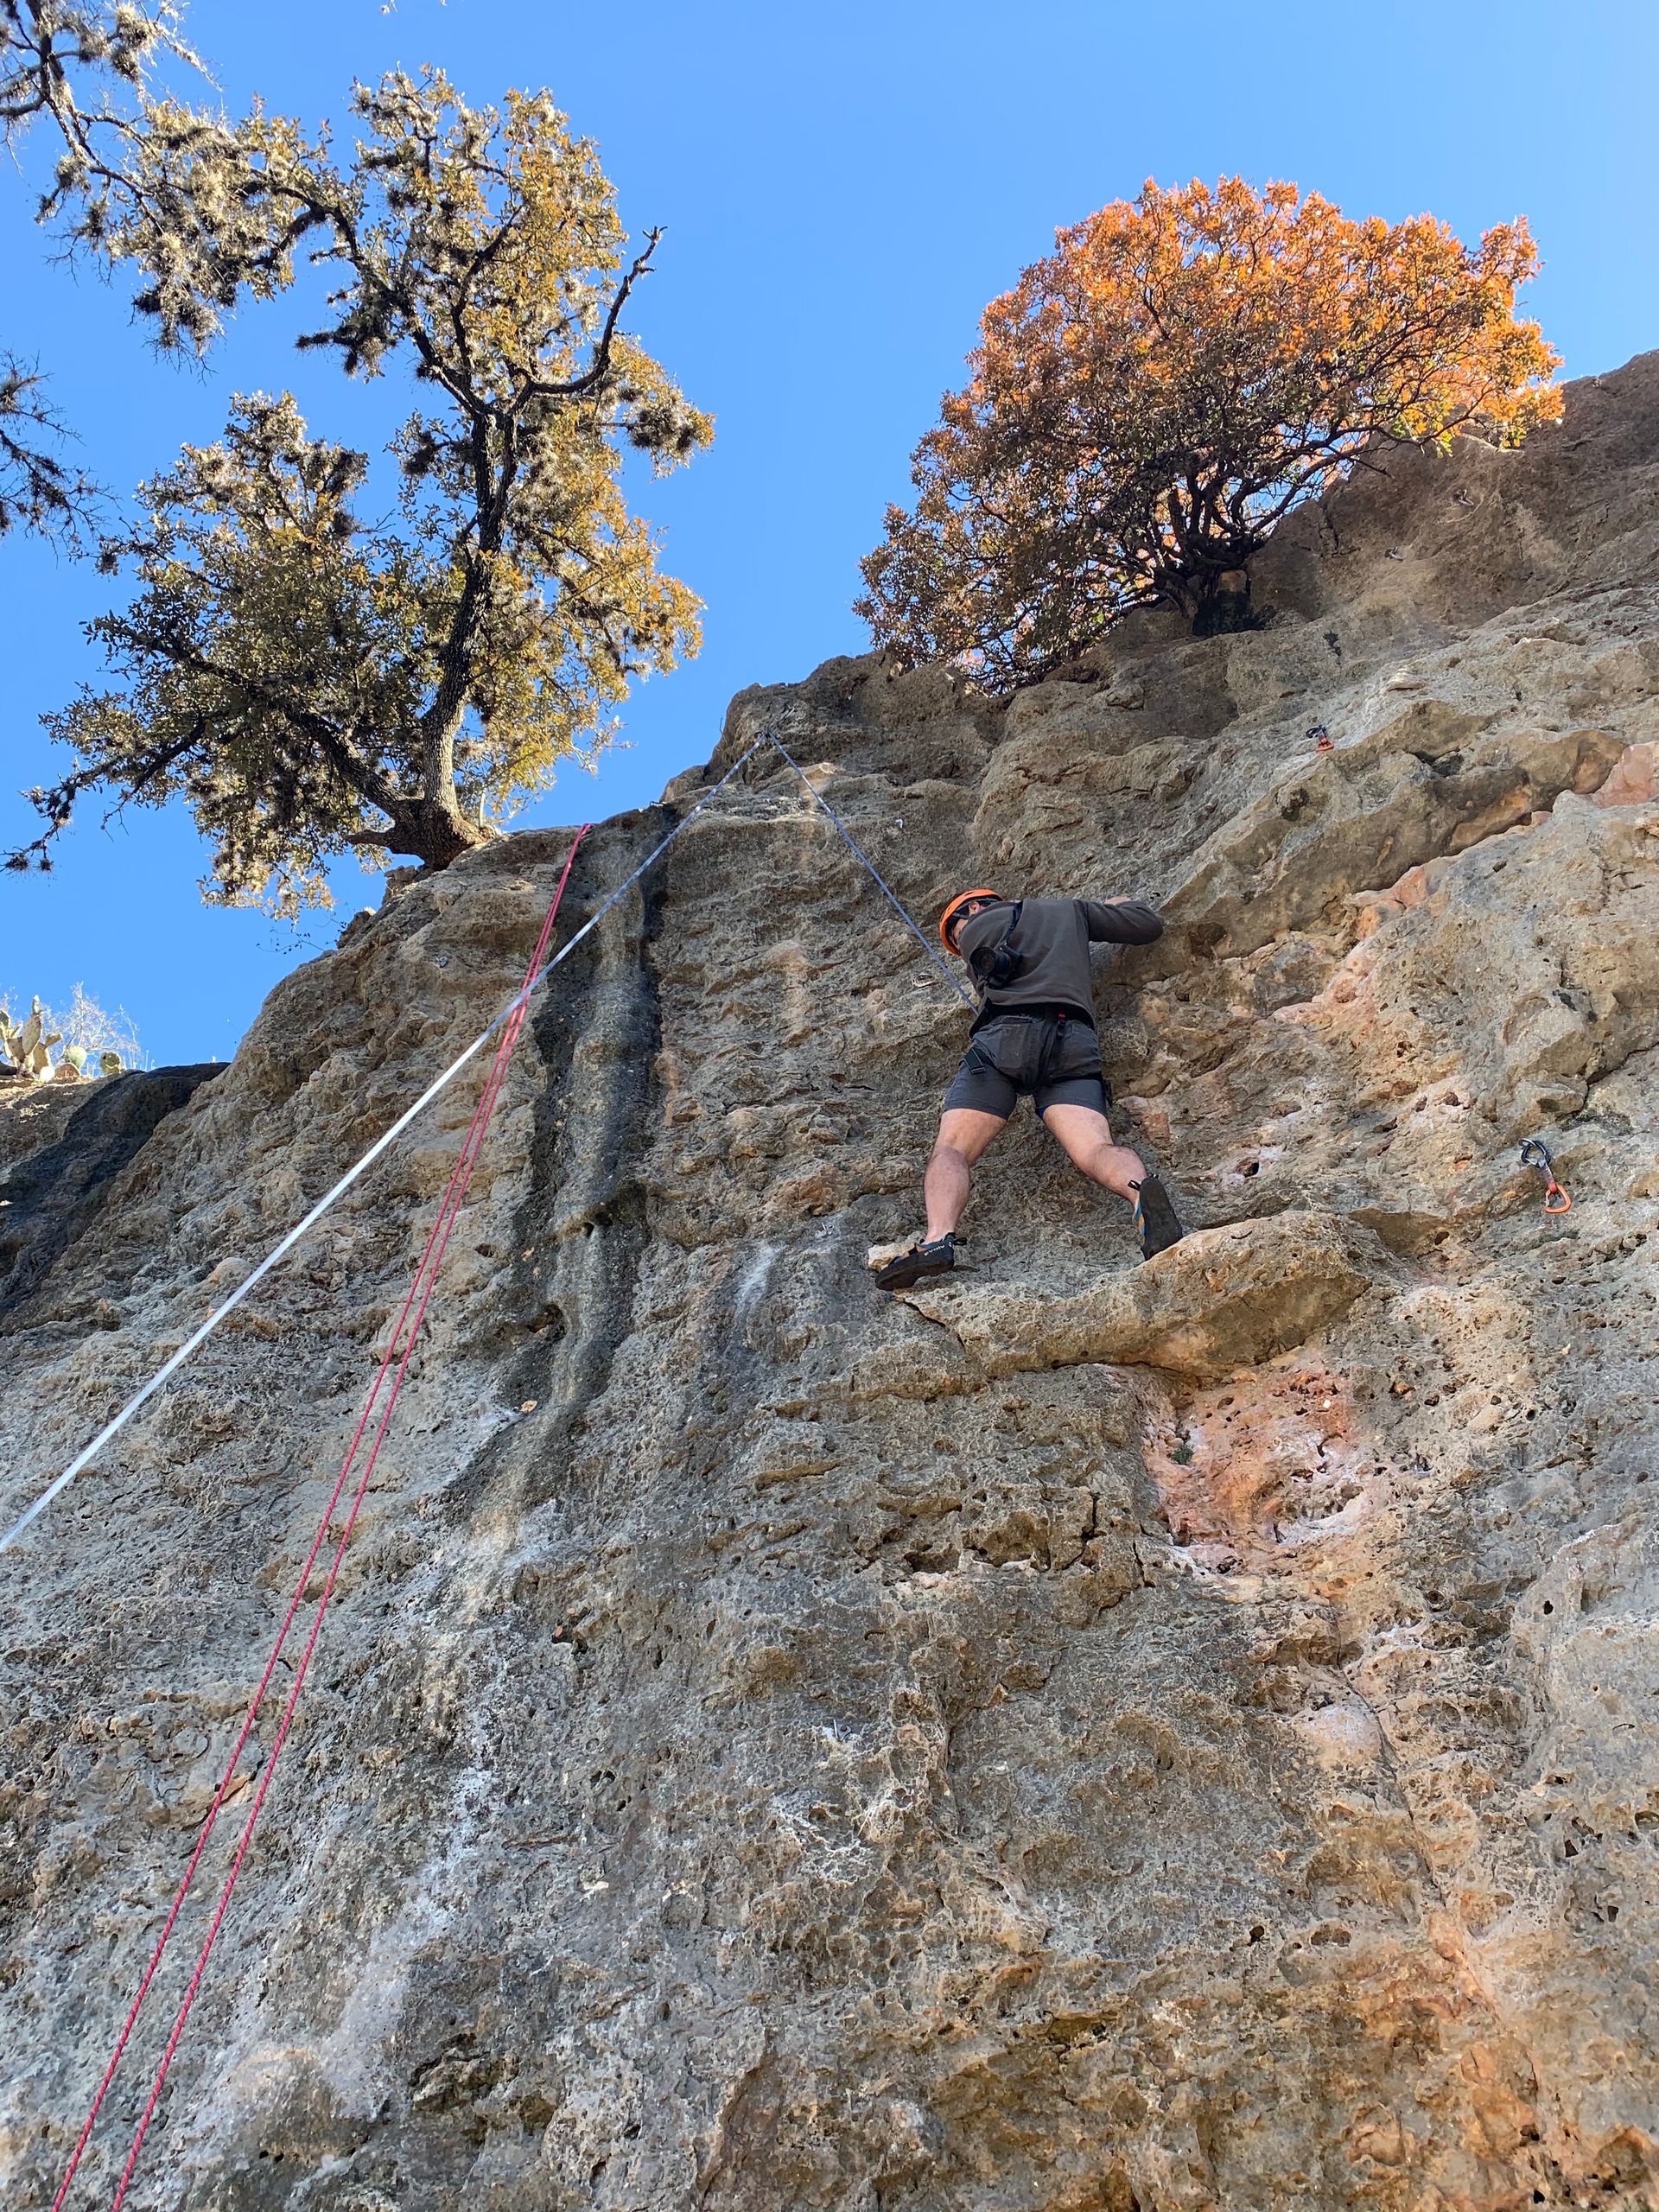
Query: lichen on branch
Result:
<box><xmin>11</xmin><ymin>69</ymin><xmax>711</xmax><ymax>912</ymax></box>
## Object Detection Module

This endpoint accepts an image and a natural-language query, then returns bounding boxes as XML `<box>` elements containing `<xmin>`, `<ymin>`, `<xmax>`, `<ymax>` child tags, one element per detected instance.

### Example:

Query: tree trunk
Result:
<box><xmin>400</xmin><ymin>694</ymin><xmax>488</xmax><ymax>872</ymax></box>
<box><xmin>384</xmin><ymin>796</ymin><xmax>488</xmax><ymax>873</ymax></box>
<box><xmin>1183</xmin><ymin>565</ymin><xmax>1260</xmax><ymax>639</ymax></box>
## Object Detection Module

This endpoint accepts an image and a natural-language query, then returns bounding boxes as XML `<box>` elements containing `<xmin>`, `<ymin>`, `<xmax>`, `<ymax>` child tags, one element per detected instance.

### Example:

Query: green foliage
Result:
<box><xmin>11</xmin><ymin>71</ymin><xmax>710</xmax><ymax>911</ymax></box>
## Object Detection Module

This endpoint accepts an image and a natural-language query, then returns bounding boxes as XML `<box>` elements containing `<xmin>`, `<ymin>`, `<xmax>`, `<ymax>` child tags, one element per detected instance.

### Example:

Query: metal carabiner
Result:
<box><xmin>1518</xmin><ymin>1137</ymin><xmax>1573</xmax><ymax>1214</ymax></box>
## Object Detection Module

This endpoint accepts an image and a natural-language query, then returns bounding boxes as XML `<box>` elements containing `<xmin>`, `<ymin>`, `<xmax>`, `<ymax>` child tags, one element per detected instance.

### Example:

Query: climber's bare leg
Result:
<box><xmin>1040</xmin><ymin>1103</ymin><xmax>1147</xmax><ymax>1206</ymax></box>
<box><xmin>924</xmin><ymin>1109</ymin><xmax>1006</xmax><ymax>1241</ymax></box>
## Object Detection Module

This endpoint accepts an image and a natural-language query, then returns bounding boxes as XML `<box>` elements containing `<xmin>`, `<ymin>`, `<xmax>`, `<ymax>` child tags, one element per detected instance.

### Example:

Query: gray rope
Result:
<box><xmin>764</xmin><ymin>730</ymin><xmax>975</xmax><ymax>1009</ymax></box>
<box><xmin>0</xmin><ymin>735</ymin><xmax>772</xmax><ymax>1558</ymax></box>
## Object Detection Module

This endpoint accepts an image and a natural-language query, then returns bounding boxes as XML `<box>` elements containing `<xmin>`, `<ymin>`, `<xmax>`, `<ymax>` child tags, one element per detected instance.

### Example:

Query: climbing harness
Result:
<box><xmin>17</xmin><ymin>732</ymin><xmax>964</xmax><ymax>2208</ymax></box>
<box><xmin>1519</xmin><ymin>1135</ymin><xmax>1573</xmax><ymax>1214</ymax></box>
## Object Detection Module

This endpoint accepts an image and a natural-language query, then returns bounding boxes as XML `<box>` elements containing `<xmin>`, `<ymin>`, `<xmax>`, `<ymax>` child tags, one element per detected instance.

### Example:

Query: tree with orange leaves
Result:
<box><xmin>858</xmin><ymin>178</ymin><xmax>1561</xmax><ymax>685</ymax></box>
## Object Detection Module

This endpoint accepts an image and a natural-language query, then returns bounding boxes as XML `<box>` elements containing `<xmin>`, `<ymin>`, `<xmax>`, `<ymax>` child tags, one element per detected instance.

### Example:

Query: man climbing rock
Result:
<box><xmin>874</xmin><ymin>888</ymin><xmax>1185</xmax><ymax>1290</ymax></box>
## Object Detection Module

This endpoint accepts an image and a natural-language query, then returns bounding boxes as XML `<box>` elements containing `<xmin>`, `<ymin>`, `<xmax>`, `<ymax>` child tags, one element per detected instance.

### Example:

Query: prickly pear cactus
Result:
<box><xmin>0</xmin><ymin>999</ymin><xmax>114</xmax><ymax>1081</ymax></box>
<box><xmin>0</xmin><ymin>1007</ymin><xmax>34</xmax><ymax>1080</ymax></box>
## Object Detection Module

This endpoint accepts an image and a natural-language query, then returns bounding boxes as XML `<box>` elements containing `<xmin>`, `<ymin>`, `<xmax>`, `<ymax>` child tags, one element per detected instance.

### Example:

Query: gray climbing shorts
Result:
<box><xmin>942</xmin><ymin>1009</ymin><xmax>1110</xmax><ymax>1122</ymax></box>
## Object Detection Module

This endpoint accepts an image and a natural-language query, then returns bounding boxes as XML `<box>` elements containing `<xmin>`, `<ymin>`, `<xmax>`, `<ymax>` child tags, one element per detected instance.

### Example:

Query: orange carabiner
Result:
<box><xmin>1519</xmin><ymin>1138</ymin><xmax>1573</xmax><ymax>1216</ymax></box>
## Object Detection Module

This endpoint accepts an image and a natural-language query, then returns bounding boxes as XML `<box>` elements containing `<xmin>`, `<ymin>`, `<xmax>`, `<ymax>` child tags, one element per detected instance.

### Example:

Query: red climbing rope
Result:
<box><xmin>52</xmin><ymin>827</ymin><xmax>589</xmax><ymax>2212</ymax></box>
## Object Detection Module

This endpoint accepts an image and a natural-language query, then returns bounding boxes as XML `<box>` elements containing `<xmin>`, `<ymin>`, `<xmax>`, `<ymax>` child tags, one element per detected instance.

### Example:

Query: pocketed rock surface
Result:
<box><xmin>3</xmin><ymin>356</ymin><xmax>1659</xmax><ymax>2212</ymax></box>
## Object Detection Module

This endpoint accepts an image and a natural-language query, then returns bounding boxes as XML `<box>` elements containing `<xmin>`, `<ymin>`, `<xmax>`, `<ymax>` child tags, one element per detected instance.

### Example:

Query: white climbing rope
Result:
<box><xmin>0</xmin><ymin>730</ymin><xmax>958</xmax><ymax>1556</ymax></box>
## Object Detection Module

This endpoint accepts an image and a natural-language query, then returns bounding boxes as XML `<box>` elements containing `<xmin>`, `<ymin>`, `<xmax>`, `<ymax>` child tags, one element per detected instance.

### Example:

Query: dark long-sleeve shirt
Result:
<box><xmin>954</xmin><ymin>895</ymin><xmax>1164</xmax><ymax>1027</ymax></box>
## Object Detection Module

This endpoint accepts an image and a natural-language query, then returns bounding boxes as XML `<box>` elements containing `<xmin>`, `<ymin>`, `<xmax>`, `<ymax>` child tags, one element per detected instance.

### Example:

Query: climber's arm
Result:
<box><xmin>1079</xmin><ymin>899</ymin><xmax>1164</xmax><ymax>945</ymax></box>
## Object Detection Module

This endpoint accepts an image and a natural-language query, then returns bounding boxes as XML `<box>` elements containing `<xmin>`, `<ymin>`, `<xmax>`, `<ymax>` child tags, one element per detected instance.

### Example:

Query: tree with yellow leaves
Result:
<box><xmin>859</xmin><ymin>177</ymin><xmax>1560</xmax><ymax>685</ymax></box>
<box><xmin>11</xmin><ymin>71</ymin><xmax>709</xmax><ymax>908</ymax></box>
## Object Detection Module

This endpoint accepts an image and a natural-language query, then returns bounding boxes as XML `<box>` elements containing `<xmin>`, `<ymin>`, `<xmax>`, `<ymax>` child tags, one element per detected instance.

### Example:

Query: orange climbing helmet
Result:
<box><xmin>939</xmin><ymin>887</ymin><xmax>1004</xmax><ymax>950</ymax></box>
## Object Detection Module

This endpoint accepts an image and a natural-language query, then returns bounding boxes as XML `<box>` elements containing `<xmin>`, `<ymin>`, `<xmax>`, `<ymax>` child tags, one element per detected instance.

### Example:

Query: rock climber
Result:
<box><xmin>874</xmin><ymin>888</ymin><xmax>1185</xmax><ymax>1290</ymax></box>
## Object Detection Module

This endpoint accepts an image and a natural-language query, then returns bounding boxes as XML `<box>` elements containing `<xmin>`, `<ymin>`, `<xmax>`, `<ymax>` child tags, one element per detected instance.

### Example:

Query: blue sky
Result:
<box><xmin>2</xmin><ymin>0</ymin><xmax>1652</xmax><ymax>1065</ymax></box>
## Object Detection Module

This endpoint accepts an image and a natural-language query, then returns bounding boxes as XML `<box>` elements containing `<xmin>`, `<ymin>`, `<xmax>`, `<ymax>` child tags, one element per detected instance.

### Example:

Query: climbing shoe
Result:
<box><xmin>874</xmin><ymin>1234</ymin><xmax>957</xmax><ymax>1291</ymax></box>
<box><xmin>1131</xmin><ymin>1176</ymin><xmax>1184</xmax><ymax>1261</ymax></box>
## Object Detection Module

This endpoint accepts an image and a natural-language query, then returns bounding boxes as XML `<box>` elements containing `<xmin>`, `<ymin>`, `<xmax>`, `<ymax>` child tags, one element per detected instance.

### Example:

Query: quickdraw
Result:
<box><xmin>1519</xmin><ymin>1136</ymin><xmax>1573</xmax><ymax>1215</ymax></box>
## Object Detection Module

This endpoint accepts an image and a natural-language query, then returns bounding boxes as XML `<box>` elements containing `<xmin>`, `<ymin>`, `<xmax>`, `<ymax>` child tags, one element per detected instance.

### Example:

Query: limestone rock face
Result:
<box><xmin>905</xmin><ymin>1210</ymin><xmax>1393</xmax><ymax>1382</ymax></box>
<box><xmin>0</xmin><ymin>1067</ymin><xmax>223</xmax><ymax>1314</ymax></box>
<box><xmin>3</xmin><ymin>357</ymin><xmax>1659</xmax><ymax>2212</ymax></box>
